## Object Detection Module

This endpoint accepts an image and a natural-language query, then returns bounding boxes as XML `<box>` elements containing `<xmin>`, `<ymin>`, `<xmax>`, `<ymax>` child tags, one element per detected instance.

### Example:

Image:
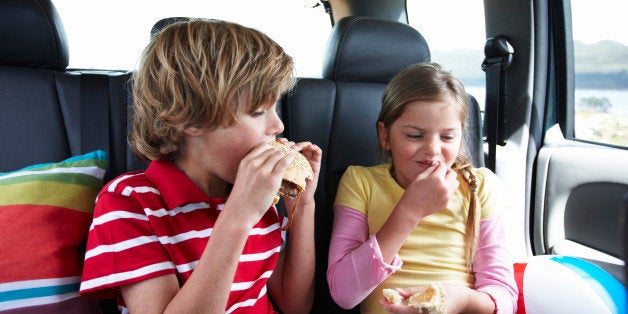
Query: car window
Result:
<box><xmin>571</xmin><ymin>0</ymin><xmax>628</xmax><ymax>147</ymax></box>
<box><xmin>406</xmin><ymin>0</ymin><xmax>486</xmax><ymax>109</ymax></box>
<box><xmin>52</xmin><ymin>0</ymin><xmax>331</xmax><ymax>78</ymax></box>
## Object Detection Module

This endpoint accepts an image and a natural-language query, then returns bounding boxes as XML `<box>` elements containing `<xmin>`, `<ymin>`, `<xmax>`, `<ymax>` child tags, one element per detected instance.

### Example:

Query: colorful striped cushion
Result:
<box><xmin>0</xmin><ymin>151</ymin><xmax>108</xmax><ymax>313</ymax></box>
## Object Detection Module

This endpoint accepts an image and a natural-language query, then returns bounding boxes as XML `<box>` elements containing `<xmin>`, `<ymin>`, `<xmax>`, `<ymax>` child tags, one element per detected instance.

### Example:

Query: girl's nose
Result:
<box><xmin>424</xmin><ymin>137</ymin><xmax>441</xmax><ymax>156</ymax></box>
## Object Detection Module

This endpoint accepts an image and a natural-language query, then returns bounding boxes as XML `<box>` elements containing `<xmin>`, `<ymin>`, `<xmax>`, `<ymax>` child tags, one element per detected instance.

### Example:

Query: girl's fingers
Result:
<box><xmin>396</xmin><ymin>286</ymin><xmax>423</xmax><ymax>298</ymax></box>
<box><xmin>433</xmin><ymin>161</ymin><xmax>449</xmax><ymax>178</ymax></box>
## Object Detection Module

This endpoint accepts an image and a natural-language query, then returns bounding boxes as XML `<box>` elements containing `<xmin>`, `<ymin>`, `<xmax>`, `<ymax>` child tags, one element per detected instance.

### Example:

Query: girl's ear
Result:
<box><xmin>377</xmin><ymin>121</ymin><xmax>390</xmax><ymax>150</ymax></box>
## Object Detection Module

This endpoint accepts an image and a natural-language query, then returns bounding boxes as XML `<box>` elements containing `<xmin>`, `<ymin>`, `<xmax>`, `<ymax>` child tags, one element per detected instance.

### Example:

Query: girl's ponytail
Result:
<box><xmin>453</xmin><ymin>157</ymin><xmax>480</xmax><ymax>272</ymax></box>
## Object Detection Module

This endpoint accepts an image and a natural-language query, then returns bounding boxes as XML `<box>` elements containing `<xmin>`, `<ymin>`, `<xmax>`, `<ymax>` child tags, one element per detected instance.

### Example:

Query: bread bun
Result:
<box><xmin>382</xmin><ymin>288</ymin><xmax>404</xmax><ymax>305</ymax></box>
<box><xmin>382</xmin><ymin>283</ymin><xmax>446</xmax><ymax>314</ymax></box>
<box><xmin>408</xmin><ymin>283</ymin><xmax>446</xmax><ymax>314</ymax></box>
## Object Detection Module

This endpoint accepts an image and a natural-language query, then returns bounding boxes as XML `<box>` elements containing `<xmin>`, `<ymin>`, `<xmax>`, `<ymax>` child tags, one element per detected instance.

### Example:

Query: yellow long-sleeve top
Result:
<box><xmin>330</xmin><ymin>163</ymin><xmax>516</xmax><ymax>313</ymax></box>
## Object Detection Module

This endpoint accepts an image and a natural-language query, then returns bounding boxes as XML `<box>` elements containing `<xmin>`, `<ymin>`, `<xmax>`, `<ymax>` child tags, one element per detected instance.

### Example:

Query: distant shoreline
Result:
<box><xmin>464</xmin><ymin>87</ymin><xmax>628</xmax><ymax>115</ymax></box>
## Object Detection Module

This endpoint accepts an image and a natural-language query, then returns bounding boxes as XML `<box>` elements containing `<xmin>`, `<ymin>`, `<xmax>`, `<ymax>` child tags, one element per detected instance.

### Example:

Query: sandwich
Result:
<box><xmin>383</xmin><ymin>283</ymin><xmax>446</xmax><ymax>314</ymax></box>
<box><xmin>268</xmin><ymin>141</ymin><xmax>313</xmax><ymax>230</ymax></box>
<box><xmin>407</xmin><ymin>283</ymin><xmax>447</xmax><ymax>314</ymax></box>
<box><xmin>382</xmin><ymin>288</ymin><xmax>405</xmax><ymax>305</ymax></box>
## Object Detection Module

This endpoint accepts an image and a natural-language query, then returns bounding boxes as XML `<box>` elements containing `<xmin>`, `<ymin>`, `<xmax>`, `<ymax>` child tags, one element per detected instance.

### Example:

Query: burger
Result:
<box><xmin>268</xmin><ymin>141</ymin><xmax>314</xmax><ymax>230</ymax></box>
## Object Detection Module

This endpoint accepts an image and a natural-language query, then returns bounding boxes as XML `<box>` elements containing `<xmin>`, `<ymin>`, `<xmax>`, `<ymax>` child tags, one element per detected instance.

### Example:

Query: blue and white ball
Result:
<box><xmin>514</xmin><ymin>255</ymin><xmax>626</xmax><ymax>314</ymax></box>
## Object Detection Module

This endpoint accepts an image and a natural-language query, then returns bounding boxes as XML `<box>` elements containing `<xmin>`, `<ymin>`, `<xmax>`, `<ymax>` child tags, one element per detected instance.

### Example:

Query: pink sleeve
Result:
<box><xmin>326</xmin><ymin>205</ymin><xmax>402</xmax><ymax>309</ymax></box>
<box><xmin>474</xmin><ymin>212</ymin><xmax>519</xmax><ymax>314</ymax></box>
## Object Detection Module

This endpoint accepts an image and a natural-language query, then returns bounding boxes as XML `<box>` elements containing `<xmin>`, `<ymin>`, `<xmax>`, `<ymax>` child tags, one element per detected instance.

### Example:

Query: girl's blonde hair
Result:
<box><xmin>377</xmin><ymin>62</ymin><xmax>480</xmax><ymax>271</ymax></box>
<box><xmin>129</xmin><ymin>19</ymin><xmax>295</xmax><ymax>161</ymax></box>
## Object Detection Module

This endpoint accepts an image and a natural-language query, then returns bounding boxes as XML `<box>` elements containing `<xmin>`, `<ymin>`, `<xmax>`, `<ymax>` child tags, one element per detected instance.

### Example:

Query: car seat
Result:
<box><xmin>0</xmin><ymin>0</ymin><xmax>143</xmax><ymax>182</ymax></box>
<box><xmin>280</xmin><ymin>16</ymin><xmax>484</xmax><ymax>313</ymax></box>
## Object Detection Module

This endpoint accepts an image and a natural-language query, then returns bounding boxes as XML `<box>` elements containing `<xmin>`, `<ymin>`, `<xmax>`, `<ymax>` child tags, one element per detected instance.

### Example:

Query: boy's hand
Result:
<box><xmin>276</xmin><ymin>138</ymin><xmax>322</xmax><ymax>211</ymax></box>
<box><xmin>227</xmin><ymin>142</ymin><xmax>295</xmax><ymax>227</ymax></box>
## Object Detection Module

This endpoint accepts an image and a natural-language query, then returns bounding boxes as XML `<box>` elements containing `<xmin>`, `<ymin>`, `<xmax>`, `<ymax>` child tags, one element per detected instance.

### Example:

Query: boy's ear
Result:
<box><xmin>183</xmin><ymin>126</ymin><xmax>205</xmax><ymax>136</ymax></box>
<box><xmin>377</xmin><ymin>121</ymin><xmax>390</xmax><ymax>150</ymax></box>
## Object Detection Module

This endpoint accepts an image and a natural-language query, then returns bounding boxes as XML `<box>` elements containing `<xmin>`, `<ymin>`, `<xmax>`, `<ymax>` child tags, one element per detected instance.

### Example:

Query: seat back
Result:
<box><xmin>0</xmin><ymin>1</ymin><xmax>142</xmax><ymax>312</ymax></box>
<box><xmin>0</xmin><ymin>0</ymin><xmax>72</xmax><ymax>171</ymax></box>
<box><xmin>0</xmin><ymin>0</ymin><xmax>144</xmax><ymax>181</ymax></box>
<box><xmin>281</xmin><ymin>16</ymin><xmax>484</xmax><ymax>313</ymax></box>
<box><xmin>282</xmin><ymin>16</ymin><xmax>431</xmax><ymax>313</ymax></box>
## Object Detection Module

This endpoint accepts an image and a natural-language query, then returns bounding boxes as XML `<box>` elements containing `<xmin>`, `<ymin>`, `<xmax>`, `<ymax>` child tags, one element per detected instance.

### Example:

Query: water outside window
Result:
<box><xmin>571</xmin><ymin>0</ymin><xmax>628</xmax><ymax>147</ymax></box>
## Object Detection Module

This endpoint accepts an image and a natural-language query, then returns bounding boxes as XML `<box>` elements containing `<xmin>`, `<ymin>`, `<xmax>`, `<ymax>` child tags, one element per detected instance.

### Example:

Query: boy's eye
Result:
<box><xmin>251</xmin><ymin>110</ymin><xmax>265</xmax><ymax>118</ymax></box>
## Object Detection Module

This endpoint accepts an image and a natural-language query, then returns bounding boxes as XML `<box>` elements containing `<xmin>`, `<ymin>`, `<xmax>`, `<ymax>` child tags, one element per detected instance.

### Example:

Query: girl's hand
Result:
<box><xmin>379</xmin><ymin>285</ymin><xmax>429</xmax><ymax>314</ymax></box>
<box><xmin>379</xmin><ymin>283</ymin><xmax>477</xmax><ymax>314</ymax></box>
<box><xmin>396</xmin><ymin>161</ymin><xmax>459</xmax><ymax>222</ymax></box>
<box><xmin>226</xmin><ymin>142</ymin><xmax>295</xmax><ymax>227</ymax></box>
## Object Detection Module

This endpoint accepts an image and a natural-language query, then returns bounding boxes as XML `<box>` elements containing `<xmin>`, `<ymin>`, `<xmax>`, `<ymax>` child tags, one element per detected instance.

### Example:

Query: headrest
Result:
<box><xmin>0</xmin><ymin>0</ymin><xmax>69</xmax><ymax>71</ymax></box>
<box><xmin>322</xmin><ymin>16</ymin><xmax>430</xmax><ymax>83</ymax></box>
<box><xmin>150</xmin><ymin>17</ymin><xmax>191</xmax><ymax>38</ymax></box>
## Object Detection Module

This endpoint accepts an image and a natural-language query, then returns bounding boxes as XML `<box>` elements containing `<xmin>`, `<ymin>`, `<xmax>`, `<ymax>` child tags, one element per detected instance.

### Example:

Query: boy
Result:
<box><xmin>80</xmin><ymin>19</ymin><xmax>321</xmax><ymax>313</ymax></box>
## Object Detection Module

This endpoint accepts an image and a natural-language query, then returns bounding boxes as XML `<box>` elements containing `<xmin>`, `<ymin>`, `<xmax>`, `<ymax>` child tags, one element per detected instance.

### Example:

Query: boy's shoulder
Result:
<box><xmin>99</xmin><ymin>170</ymin><xmax>152</xmax><ymax>197</ymax></box>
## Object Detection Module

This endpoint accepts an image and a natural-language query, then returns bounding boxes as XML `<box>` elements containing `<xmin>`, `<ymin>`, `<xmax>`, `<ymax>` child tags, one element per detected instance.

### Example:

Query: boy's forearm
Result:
<box><xmin>273</xmin><ymin>202</ymin><xmax>316</xmax><ymax>313</ymax></box>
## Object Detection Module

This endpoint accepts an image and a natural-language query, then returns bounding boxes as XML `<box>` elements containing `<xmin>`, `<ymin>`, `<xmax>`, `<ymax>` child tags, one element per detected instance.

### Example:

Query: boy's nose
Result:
<box><xmin>270</xmin><ymin>110</ymin><xmax>284</xmax><ymax>135</ymax></box>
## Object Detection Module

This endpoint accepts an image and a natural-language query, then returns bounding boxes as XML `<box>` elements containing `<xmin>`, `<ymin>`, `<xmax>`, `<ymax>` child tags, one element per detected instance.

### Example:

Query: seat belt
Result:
<box><xmin>80</xmin><ymin>73</ymin><xmax>110</xmax><ymax>155</ymax></box>
<box><xmin>482</xmin><ymin>35</ymin><xmax>514</xmax><ymax>171</ymax></box>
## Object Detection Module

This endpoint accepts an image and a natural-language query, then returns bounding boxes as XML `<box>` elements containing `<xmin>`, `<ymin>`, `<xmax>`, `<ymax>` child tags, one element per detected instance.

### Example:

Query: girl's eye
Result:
<box><xmin>441</xmin><ymin>135</ymin><xmax>456</xmax><ymax>141</ymax></box>
<box><xmin>406</xmin><ymin>133</ymin><xmax>423</xmax><ymax>140</ymax></box>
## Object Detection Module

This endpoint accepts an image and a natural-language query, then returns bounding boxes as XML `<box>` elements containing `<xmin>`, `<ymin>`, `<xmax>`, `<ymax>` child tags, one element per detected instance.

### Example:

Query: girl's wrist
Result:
<box><xmin>393</xmin><ymin>202</ymin><xmax>426</xmax><ymax>226</ymax></box>
<box><xmin>475</xmin><ymin>290</ymin><xmax>498</xmax><ymax>314</ymax></box>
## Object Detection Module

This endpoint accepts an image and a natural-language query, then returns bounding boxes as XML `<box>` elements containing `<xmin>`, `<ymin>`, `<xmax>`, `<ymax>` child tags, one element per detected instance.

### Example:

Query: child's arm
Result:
<box><xmin>382</xmin><ymin>212</ymin><xmax>519</xmax><ymax>314</ymax></box>
<box><xmin>120</xmin><ymin>143</ymin><xmax>296</xmax><ymax>313</ymax></box>
<box><xmin>267</xmin><ymin>142</ymin><xmax>320</xmax><ymax>313</ymax></box>
<box><xmin>120</xmin><ymin>215</ymin><xmax>258</xmax><ymax>313</ymax></box>
<box><xmin>327</xmin><ymin>205</ymin><xmax>402</xmax><ymax>309</ymax></box>
<box><xmin>376</xmin><ymin>162</ymin><xmax>459</xmax><ymax>264</ymax></box>
<box><xmin>473</xmin><ymin>212</ymin><xmax>519</xmax><ymax>313</ymax></box>
<box><xmin>267</xmin><ymin>201</ymin><xmax>316</xmax><ymax>313</ymax></box>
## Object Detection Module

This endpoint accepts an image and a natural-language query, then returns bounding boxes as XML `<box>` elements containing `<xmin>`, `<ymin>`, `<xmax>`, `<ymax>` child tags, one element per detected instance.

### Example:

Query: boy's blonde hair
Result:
<box><xmin>377</xmin><ymin>62</ymin><xmax>480</xmax><ymax>271</ymax></box>
<box><xmin>130</xmin><ymin>19</ymin><xmax>295</xmax><ymax>161</ymax></box>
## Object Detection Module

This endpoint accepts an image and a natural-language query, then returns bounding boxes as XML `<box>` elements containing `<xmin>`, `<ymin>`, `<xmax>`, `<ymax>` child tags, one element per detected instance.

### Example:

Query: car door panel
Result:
<box><xmin>534</xmin><ymin>143</ymin><xmax>628</xmax><ymax>270</ymax></box>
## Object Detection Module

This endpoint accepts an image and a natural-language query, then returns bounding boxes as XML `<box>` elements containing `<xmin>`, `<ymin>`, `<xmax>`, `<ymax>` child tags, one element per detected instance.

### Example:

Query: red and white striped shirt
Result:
<box><xmin>80</xmin><ymin>160</ymin><xmax>286</xmax><ymax>313</ymax></box>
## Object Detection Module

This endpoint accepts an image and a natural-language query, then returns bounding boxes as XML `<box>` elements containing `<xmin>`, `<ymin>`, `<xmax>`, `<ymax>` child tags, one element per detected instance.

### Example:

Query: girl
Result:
<box><xmin>327</xmin><ymin>62</ymin><xmax>517</xmax><ymax>313</ymax></box>
<box><xmin>80</xmin><ymin>19</ymin><xmax>321</xmax><ymax>313</ymax></box>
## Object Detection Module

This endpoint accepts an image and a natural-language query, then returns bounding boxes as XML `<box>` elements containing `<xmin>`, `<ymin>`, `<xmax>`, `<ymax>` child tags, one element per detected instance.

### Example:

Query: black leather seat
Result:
<box><xmin>280</xmin><ymin>16</ymin><xmax>484</xmax><ymax>313</ymax></box>
<box><xmin>0</xmin><ymin>0</ymin><xmax>144</xmax><ymax>182</ymax></box>
<box><xmin>0</xmin><ymin>2</ymin><xmax>142</xmax><ymax>313</ymax></box>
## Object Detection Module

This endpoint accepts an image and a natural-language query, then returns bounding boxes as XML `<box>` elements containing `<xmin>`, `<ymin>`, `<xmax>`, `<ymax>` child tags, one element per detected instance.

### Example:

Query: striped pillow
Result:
<box><xmin>0</xmin><ymin>151</ymin><xmax>108</xmax><ymax>313</ymax></box>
